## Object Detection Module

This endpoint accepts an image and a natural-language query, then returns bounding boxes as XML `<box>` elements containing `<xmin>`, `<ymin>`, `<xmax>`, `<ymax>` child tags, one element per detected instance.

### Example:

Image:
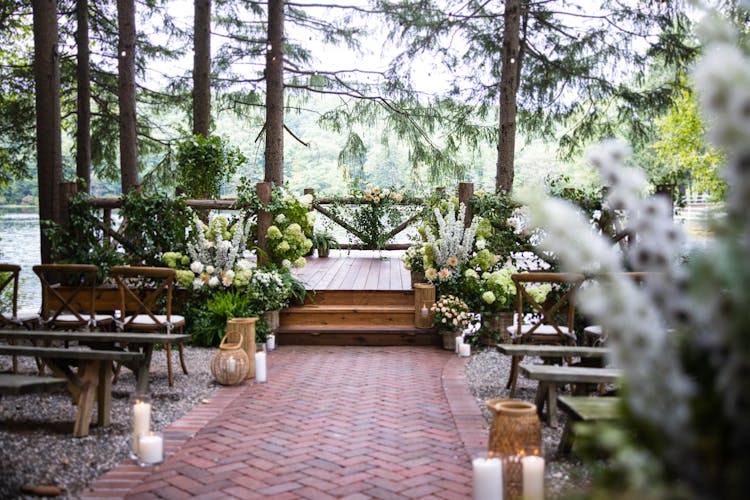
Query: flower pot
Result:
<box><xmin>442</xmin><ymin>331</ymin><xmax>456</xmax><ymax>350</ymax></box>
<box><xmin>263</xmin><ymin>310</ymin><xmax>280</xmax><ymax>332</ymax></box>
<box><xmin>481</xmin><ymin>312</ymin><xmax>515</xmax><ymax>345</ymax></box>
<box><xmin>486</xmin><ymin>399</ymin><xmax>542</xmax><ymax>500</ymax></box>
<box><xmin>318</xmin><ymin>246</ymin><xmax>330</xmax><ymax>258</ymax></box>
<box><xmin>410</xmin><ymin>270</ymin><xmax>426</xmax><ymax>284</ymax></box>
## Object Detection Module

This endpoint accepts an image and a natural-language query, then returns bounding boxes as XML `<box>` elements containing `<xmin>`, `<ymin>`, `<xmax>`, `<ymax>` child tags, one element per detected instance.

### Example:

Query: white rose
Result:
<box><xmin>190</xmin><ymin>261</ymin><xmax>204</xmax><ymax>274</ymax></box>
<box><xmin>205</xmin><ymin>265</ymin><xmax>215</xmax><ymax>275</ymax></box>
<box><xmin>192</xmin><ymin>277</ymin><xmax>204</xmax><ymax>290</ymax></box>
<box><xmin>208</xmin><ymin>276</ymin><xmax>220</xmax><ymax>287</ymax></box>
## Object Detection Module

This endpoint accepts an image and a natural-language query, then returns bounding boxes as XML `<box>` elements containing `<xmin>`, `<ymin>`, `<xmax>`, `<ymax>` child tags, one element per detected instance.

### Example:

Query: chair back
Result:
<box><xmin>111</xmin><ymin>266</ymin><xmax>177</xmax><ymax>332</ymax></box>
<box><xmin>511</xmin><ymin>272</ymin><xmax>585</xmax><ymax>343</ymax></box>
<box><xmin>0</xmin><ymin>263</ymin><xmax>21</xmax><ymax>326</ymax></box>
<box><xmin>33</xmin><ymin>264</ymin><xmax>99</xmax><ymax>329</ymax></box>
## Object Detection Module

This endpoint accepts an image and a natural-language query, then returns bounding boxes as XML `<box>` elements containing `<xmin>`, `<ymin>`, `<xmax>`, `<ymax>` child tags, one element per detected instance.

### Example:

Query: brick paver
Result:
<box><xmin>83</xmin><ymin>346</ymin><xmax>487</xmax><ymax>499</ymax></box>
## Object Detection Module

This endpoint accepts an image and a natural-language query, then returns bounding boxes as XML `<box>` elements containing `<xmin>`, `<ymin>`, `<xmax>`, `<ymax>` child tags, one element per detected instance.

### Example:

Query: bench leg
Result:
<box><xmin>73</xmin><ymin>361</ymin><xmax>100</xmax><ymax>437</ymax></box>
<box><xmin>506</xmin><ymin>355</ymin><xmax>522</xmax><ymax>397</ymax></box>
<box><xmin>97</xmin><ymin>360</ymin><xmax>112</xmax><ymax>428</ymax></box>
<box><xmin>558</xmin><ymin>418</ymin><xmax>576</xmax><ymax>454</ymax></box>
<box><xmin>535</xmin><ymin>381</ymin><xmax>548</xmax><ymax>419</ymax></box>
<box><xmin>548</xmin><ymin>384</ymin><xmax>558</xmax><ymax>428</ymax></box>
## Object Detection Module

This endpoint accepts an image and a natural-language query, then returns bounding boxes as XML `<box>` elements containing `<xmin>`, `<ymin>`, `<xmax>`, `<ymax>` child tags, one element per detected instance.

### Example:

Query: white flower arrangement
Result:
<box><xmin>424</xmin><ymin>202</ymin><xmax>479</xmax><ymax>269</ymax></box>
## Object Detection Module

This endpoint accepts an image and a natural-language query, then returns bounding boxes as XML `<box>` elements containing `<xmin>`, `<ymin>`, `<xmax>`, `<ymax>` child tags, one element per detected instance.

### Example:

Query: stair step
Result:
<box><xmin>276</xmin><ymin>325</ymin><xmax>440</xmax><ymax>346</ymax></box>
<box><xmin>280</xmin><ymin>305</ymin><xmax>416</xmax><ymax>328</ymax></box>
<box><xmin>305</xmin><ymin>290</ymin><xmax>414</xmax><ymax>307</ymax></box>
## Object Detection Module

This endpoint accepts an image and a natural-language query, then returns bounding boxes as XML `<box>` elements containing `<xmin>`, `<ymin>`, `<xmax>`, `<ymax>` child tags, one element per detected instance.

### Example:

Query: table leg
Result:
<box><xmin>558</xmin><ymin>418</ymin><xmax>576</xmax><ymax>454</ymax></box>
<box><xmin>134</xmin><ymin>345</ymin><xmax>154</xmax><ymax>395</ymax></box>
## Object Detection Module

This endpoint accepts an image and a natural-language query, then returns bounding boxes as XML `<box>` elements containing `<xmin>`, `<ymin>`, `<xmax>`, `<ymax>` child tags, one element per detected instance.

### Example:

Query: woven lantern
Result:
<box><xmin>211</xmin><ymin>329</ymin><xmax>250</xmax><ymax>385</ymax></box>
<box><xmin>486</xmin><ymin>399</ymin><xmax>542</xmax><ymax>500</ymax></box>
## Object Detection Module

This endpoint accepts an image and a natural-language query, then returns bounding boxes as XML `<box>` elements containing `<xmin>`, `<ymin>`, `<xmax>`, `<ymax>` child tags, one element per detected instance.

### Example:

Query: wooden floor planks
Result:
<box><xmin>294</xmin><ymin>250</ymin><xmax>411</xmax><ymax>291</ymax></box>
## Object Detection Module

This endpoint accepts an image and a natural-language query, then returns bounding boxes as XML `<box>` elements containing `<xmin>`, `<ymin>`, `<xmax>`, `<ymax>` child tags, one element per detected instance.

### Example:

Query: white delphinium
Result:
<box><xmin>425</xmin><ymin>202</ymin><xmax>479</xmax><ymax>267</ymax></box>
<box><xmin>520</xmin><ymin>146</ymin><xmax>695</xmax><ymax>452</ymax></box>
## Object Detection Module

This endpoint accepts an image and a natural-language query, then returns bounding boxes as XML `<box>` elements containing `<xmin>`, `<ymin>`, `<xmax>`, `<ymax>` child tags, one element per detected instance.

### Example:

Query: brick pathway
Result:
<box><xmin>83</xmin><ymin>346</ymin><xmax>487</xmax><ymax>499</ymax></box>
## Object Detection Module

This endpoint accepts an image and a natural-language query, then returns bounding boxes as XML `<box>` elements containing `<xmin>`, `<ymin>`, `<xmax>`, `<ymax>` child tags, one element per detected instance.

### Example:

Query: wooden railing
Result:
<box><xmin>74</xmin><ymin>182</ymin><xmax>479</xmax><ymax>257</ymax></box>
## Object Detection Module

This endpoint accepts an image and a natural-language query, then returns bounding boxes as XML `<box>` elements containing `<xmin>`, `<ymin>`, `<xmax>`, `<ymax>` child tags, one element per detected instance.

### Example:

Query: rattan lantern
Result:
<box><xmin>211</xmin><ymin>329</ymin><xmax>250</xmax><ymax>385</ymax></box>
<box><xmin>486</xmin><ymin>399</ymin><xmax>542</xmax><ymax>500</ymax></box>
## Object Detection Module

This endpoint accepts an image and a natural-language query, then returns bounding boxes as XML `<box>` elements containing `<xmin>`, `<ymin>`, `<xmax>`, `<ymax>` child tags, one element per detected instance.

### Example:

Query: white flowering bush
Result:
<box><xmin>518</xmin><ymin>7</ymin><xmax>750</xmax><ymax>496</ymax></box>
<box><xmin>264</xmin><ymin>188</ymin><xmax>314</xmax><ymax>268</ymax></box>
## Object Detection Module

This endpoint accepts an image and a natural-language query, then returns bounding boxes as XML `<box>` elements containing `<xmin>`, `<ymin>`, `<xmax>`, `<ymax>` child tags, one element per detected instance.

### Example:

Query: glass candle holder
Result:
<box><xmin>129</xmin><ymin>394</ymin><xmax>151</xmax><ymax>460</ymax></box>
<box><xmin>137</xmin><ymin>431</ymin><xmax>164</xmax><ymax>467</ymax></box>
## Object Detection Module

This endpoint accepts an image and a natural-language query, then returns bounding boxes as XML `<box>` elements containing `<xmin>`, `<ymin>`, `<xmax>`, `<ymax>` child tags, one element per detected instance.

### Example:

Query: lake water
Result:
<box><xmin>0</xmin><ymin>210</ymin><xmax>42</xmax><ymax>310</ymax></box>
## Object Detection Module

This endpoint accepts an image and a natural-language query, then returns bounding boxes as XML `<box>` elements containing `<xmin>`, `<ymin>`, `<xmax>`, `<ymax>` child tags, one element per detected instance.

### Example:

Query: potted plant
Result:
<box><xmin>431</xmin><ymin>295</ymin><xmax>470</xmax><ymax>350</ymax></box>
<box><xmin>311</xmin><ymin>231</ymin><xmax>339</xmax><ymax>258</ymax></box>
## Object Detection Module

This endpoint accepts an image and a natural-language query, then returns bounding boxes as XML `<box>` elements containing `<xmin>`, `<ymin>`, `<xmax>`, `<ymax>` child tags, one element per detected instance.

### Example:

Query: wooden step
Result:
<box><xmin>276</xmin><ymin>325</ymin><xmax>440</xmax><ymax>346</ymax></box>
<box><xmin>304</xmin><ymin>289</ymin><xmax>414</xmax><ymax>307</ymax></box>
<box><xmin>280</xmin><ymin>305</ymin><xmax>415</xmax><ymax>328</ymax></box>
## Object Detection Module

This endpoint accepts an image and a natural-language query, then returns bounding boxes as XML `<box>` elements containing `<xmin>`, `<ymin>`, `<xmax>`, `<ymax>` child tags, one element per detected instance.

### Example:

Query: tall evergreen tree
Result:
<box><xmin>76</xmin><ymin>0</ymin><xmax>91</xmax><ymax>193</ymax></box>
<box><xmin>117</xmin><ymin>0</ymin><xmax>139</xmax><ymax>193</ymax></box>
<box><xmin>32</xmin><ymin>0</ymin><xmax>63</xmax><ymax>263</ymax></box>
<box><xmin>193</xmin><ymin>0</ymin><xmax>211</xmax><ymax>137</ymax></box>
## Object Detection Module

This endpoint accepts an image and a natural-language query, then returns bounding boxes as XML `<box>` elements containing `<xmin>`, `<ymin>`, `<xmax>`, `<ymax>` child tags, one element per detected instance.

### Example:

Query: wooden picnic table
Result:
<box><xmin>0</xmin><ymin>330</ymin><xmax>191</xmax><ymax>436</ymax></box>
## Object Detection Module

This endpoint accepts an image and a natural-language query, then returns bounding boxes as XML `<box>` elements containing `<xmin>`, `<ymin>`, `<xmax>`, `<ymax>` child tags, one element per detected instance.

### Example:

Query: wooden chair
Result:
<box><xmin>505</xmin><ymin>271</ymin><xmax>585</xmax><ymax>397</ymax></box>
<box><xmin>0</xmin><ymin>263</ymin><xmax>40</xmax><ymax>372</ymax></box>
<box><xmin>33</xmin><ymin>264</ymin><xmax>114</xmax><ymax>332</ymax></box>
<box><xmin>111</xmin><ymin>266</ymin><xmax>188</xmax><ymax>386</ymax></box>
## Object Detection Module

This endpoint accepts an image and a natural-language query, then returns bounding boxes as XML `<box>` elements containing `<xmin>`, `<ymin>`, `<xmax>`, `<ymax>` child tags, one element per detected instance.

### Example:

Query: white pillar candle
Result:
<box><xmin>455</xmin><ymin>335</ymin><xmax>463</xmax><ymax>354</ymax></box>
<box><xmin>138</xmin><ymin>432</ymin><xmax>164</xmax><ymax>465</ymax></box>
<box><xmin>522</xmin><ymin>455</ymin><xmax>545</xmax><ymax>500</ymax></box>
<box><xmin>472</xmin><ymin>457</ymin><xmax>503</xmax><ymax>500</ymax></box>
<box><xmin>266</xmin><ymin>334</ymin><xmax>276</xmax><ymax>351</ymax></box>
<box><xmin>132</xmin><ymin>400</ymin><xmax>151</xmax><ymax>454</ymax></box>
<box><xmin>226</xmin><ymin>356</ymin><xmax>237</xmax><ymax>374</ymax></box>
<box><xmin>459</xmin><ymin>343</ymin><xmax>471</xmax><ymax>357</ymax></box>
<box><xmin>255</xmin><ymin>351</ymin><xmax>267</xmax><ymax>382</ymax></box>
<box><xmin>421</xmin><ymin>304</ymin><xmax>429</xmax><ymax>317</ymax></box>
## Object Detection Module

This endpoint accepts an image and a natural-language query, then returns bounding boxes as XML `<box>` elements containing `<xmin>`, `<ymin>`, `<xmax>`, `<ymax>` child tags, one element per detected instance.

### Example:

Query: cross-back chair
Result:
<box><xmin>505</xmin><ymin>271</ymin><xmax>585</xmax><ymax>397</ymax></box>
<box><xmin>111</xmin><ymin>266</ymin><xmax>188</xmax><ymax>386</ymax></box>
<box><xmin>1</xmin><ymin>263</ymin><xmax>40</xmax><ymax>372</ymax></box>
<box><xmin>33</xmin><ymin>264</ymin><xmax>113</xmax><ymax>332</ymax></box>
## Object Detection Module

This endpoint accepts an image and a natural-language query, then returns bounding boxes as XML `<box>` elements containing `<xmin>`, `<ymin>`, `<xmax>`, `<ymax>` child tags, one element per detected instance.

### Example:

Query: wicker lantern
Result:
<box><xmin>211</xmin><ymin>330</ymin><xmax>250</xmax><ymax>386</ymax></box>
<box><xmin>486</xmin><ymin>399</ymin><xmax>542</xmax><ymax>500</ymax></box>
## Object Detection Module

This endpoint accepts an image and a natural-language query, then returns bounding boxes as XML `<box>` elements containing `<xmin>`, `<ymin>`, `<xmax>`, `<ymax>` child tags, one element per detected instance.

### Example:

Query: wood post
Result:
<box><xmin>227</xmin><ymin>317</ymin><xmax>258</xmax><ymax>379</ymax></box>
<box><xmin>59</xmin><ymin>182</ymin><xmax>77</xmax><ymax>234</ymax></box>
<box><xmin>256</xmin><ymin>182</ymin><xmax>273</xmax><ymax>265</ymax></box>
<box><xmin>458</xmin><ymin>182</ymin><xmax>474</xmax><ymax>227</ymax></box>
<box><xmin>655</xmin><ymin>184</ymin><xmax>675</xmax><ymax>219</ymax></box>
<box><xmin>414</xmin><ymin>283</ymin><xmax>436</xmax><ymax>329</ymax></box>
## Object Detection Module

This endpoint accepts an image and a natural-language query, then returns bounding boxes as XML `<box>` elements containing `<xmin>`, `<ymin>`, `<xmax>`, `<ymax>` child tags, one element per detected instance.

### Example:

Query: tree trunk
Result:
<box><xmin>193</xmin><ymin>0</ymin><xmax>211</xmax><ymax>137</ymax></box>
<box><xmin>496</xmin><ymin>0</ymin><xmax>520</xmax><ymax>193</ymax></box>
<box><xmin>264</xmin><ymin>0</ymin><xmax>284</xmax><ymax>185</ymax></box>
<box><xmin>32</xmin><ymin>0</ymin><xmax>63</xmax><ymax>264</ymax></box>
<box><xmin>117</xmin><ymin>0</ymin><xmax>139</xmax><ymax>193</ymax></box>
<box><xmin>76</xmin><ymin>0</ymin><xmax>91</xmax><ymax>193</ymax></box>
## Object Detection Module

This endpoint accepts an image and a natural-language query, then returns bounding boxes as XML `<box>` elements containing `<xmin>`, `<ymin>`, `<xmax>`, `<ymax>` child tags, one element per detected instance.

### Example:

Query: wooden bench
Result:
<box><xmin>519</xmin><ymin>364</ymin><xmax>621</xmax><ymax>428</ymax></box>
<box><xmin>0</xmin><ymin>345</ymin><xmax>144</xmax><ymax>437</ymax></box>
<box><xmin>0</xmin><ymin>373</ymin><xmax>68</xmax><ymax>395</ymax></box>
<box><xmin>557</xmin><ymin>396</ymin><xmax>622</xmax><ymax>454</ymax></box>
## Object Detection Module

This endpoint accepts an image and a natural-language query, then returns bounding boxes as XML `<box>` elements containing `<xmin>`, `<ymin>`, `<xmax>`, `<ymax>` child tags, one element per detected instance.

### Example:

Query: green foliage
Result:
<box><xmin>187</xmin><ymin>288</ymin><xmax>253</xmax><ymax>347</ymax></box>
<box><xmin>651</xmin><ymin>90</ymin><xmax>727</xmax><ymax>199</ymax></box>
<box><xmin>311</xmin><ymin>230</ymin><xmax>339</xmax><ymax>253</ymax></box>
<box><xmin>45</xmin><ymin>192</ymin><xmax>192</xmax><ymax>280</ymax></box>
<box><xmin>175</xmin><ymin>134</ymin><xmax>246</xmax><ymax>199</ymax></box>
<box><xmin>470</xmin><ymin>191</ymin><xmax>534</xmax><ymax>261</ymax></box>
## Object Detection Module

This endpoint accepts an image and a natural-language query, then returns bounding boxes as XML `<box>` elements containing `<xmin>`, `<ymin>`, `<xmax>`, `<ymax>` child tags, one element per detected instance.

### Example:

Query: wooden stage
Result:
<box><xmin>293</xmin><ymin>250</ymin><xmax>412</xmax><ymax>291</ymax></box>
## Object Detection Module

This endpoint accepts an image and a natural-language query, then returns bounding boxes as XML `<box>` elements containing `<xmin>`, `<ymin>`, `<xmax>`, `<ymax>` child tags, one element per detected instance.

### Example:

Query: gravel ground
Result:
<box><xmin>1</xmin><ymin>346</ymin><xmax>591</xmax><ymax>499</ymax></box>
<box><xmin>466</xmin><ymin>347</ymin><xmax>594</xmax><ymax>499</ymax></box>
<box><xmin>0</xmin><ymin>347</ymin><xmax>217</xmax><ymax>499</ymax></box>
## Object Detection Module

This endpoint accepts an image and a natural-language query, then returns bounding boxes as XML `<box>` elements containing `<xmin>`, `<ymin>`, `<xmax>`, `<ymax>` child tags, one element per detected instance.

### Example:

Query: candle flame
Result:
<box><xmin>533</xmin><ymin>448</ymin><xmax>539</xmax><ymax>456</ymax></box>
<box><xmin>518</xmin><ymin>449</ymin><xmax>526</xmax><ymax>457</ymax></box>
<box><xmin>486</xmin><ymin>450</ymin><xmax>494</xmax><ymax>460</ymax></box>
